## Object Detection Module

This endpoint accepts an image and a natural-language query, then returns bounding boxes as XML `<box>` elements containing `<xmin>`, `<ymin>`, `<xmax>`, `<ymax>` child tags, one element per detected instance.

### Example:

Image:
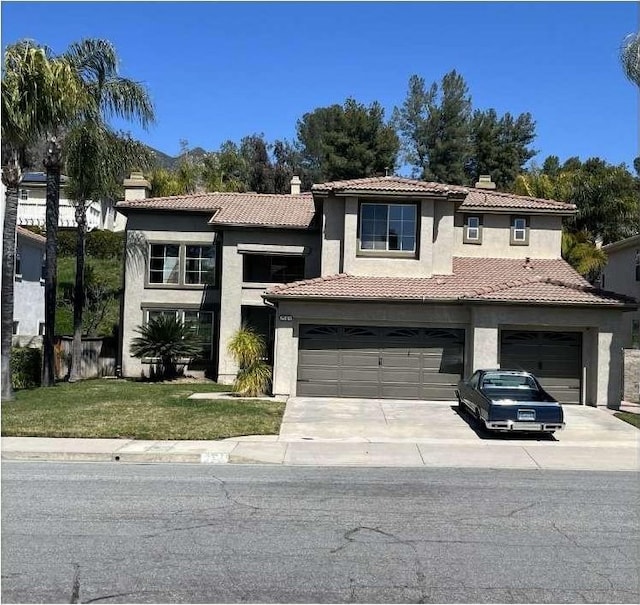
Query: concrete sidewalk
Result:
<box><xmin>2</xmin><ymin>400</ymin><xmax>638</xmax><ymax>470</ymax></box>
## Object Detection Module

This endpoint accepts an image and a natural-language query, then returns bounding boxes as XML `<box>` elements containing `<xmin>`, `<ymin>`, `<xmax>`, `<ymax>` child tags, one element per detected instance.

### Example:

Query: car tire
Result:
<box><xmin>458</xmin><ymin>397</ymin><xmax>466</xmax><ymax>413</ymax></box>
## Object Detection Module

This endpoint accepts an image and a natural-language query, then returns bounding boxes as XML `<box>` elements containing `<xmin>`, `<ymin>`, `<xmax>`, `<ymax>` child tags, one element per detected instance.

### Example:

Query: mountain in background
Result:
<box><xmin>147</xmin><ymin>145</ymin><xmax>208</xmax><ymax>170</ymax></box>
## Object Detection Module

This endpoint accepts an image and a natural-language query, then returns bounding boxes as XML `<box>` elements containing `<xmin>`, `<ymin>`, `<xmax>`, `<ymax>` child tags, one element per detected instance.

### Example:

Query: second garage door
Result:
<box><xmin>500</xmin><ymin>330</ymin><xmax>583</xmax><ymax>404</ymax></box>
<box><xmin>297</xmin><ymin>325</ymin><xmax>465</xmax><ymax>400</ymax></box>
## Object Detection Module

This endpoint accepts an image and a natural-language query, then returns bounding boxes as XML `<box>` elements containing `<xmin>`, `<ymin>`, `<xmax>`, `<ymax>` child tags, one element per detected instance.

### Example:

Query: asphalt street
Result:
<box><xmin>2</xmin><ymin>462</ymin><xmax>639</xmax><ymax>603</ymax></box>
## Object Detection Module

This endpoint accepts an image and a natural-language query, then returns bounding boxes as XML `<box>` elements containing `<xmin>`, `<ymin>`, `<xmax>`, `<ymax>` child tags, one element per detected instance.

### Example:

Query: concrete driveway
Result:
<box><xmin>279</xmin><ymin>397</ymin><xmax>640</xmax><ymax>445</ymax></box>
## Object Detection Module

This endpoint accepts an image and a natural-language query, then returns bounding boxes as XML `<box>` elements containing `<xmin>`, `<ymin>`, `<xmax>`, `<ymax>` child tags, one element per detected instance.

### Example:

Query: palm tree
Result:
<box><xmin>62</xmin><ymin>39</ymin><xmax>155</xmax><ymax>382</ymax></box>
<box><xmin>621</xmin><ymin>32</ymin><xmax>640</xmax><ymax>87</ymax></box>
<box><xmin>561</xmin><ymin>230</ymin><xmax>608</xmax><ymax>283</ymax></box>
<box><xmin>130</xmin><ymin>315</ymin><xmax>202</xmax><ymax>380</ymax></box>
<box><xmin>1</xmin><ymin>41</ymin><xmax>81</xmax><ymax>399</ymax></box>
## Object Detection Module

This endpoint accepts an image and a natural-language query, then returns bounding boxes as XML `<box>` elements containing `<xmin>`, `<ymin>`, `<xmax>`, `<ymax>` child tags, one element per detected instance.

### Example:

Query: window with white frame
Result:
<box><xmin>19</xmin><ymin>189</ymin><xmax>28</xmax><ymax>201</ymax></box>
<box><xmin>185</xmin><ymin>245</ymin><xmax>216</xmax><ymax>285</ymax></box>
<box><xmin>510</xmin><ymin>216</ymin><xmax>529</xmax><ymax>245</ymax></box>
<box><xmin>463</xmin><ymin>215</ymin><xmax>482</xmax><ymax>244</ymax></box>
<box><xmin>148</xmin><ymin>244</ymin><xmax>180</xmax><ymax>284</ymax></box>
<box><xmin>359</xmin><ymin>203</ymin><xmax>417</xmax><ymax>253</ymax></box>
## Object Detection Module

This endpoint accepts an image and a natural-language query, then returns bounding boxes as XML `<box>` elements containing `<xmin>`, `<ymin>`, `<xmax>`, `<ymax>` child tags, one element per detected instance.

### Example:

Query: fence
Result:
<box><xmin>55</xmin><ymin>336</ymin><xmax>117</xmax><ymax>379</ymax></box>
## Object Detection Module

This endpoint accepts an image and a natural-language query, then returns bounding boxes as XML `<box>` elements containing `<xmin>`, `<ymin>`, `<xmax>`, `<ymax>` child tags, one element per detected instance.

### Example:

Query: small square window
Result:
<box><xmin>510</xmin><ymin>216</ymin><xmax>530</xmax><ymax>245</ymax></box>
<box><xmin>463</xmin><ymin>215</ymin><xmax>482</xmax><ymax>244</ymax></box>
<box><xmin>19</xmin><ymin>189</ymin><xmax>28</xmax><ymax>201</ymax></box>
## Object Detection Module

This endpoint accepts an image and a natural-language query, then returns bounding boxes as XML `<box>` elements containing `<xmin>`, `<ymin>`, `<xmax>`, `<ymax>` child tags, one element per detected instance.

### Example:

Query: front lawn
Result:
<box><xmin>1</xmin><ymin>379</ymin><xmax>285</xmax><ymax>440</ymax></box>
<box><xmin>614</xmin><ymin>412</ymin><xmax>640</xmax><ymax>429</ymax></box>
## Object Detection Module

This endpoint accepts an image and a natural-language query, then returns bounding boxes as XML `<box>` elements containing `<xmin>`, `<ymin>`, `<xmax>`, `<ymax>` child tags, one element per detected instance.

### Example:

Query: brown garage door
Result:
<box><xmin>500</xmin><ymin>330</ymin><xmax>582</xmax><ymax>404</ymax></box>
<box><xmin>297</xmin><ymin>325</ymin><xmax>464</xmax><ymax>400</ymax></box>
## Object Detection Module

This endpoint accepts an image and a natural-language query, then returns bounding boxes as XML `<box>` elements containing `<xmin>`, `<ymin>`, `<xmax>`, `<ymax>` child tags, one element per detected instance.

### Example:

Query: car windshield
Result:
<box><xmin>481</xmin><ymin>373</ymin><xmax>538</xmax><ymax>389</ymax></box>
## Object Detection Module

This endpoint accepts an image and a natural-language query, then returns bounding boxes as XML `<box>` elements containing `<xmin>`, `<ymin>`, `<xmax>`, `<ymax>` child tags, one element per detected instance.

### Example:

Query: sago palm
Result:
<box><xmin>227</xmin><ymin>324</ymin><xmax>272</xmax><ymax>396</ymax></box>
<box><xmin>130</xmin><ymin>315</ymin><xmax>202</xmax><ymax>380</ymax></box>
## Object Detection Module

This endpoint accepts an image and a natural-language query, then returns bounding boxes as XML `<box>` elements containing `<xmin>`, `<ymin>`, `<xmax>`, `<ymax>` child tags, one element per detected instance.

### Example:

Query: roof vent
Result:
<box><xmin>475</xmin><ymin>175</ymin><xmax>496</xmax><ymax>190</ymax></box>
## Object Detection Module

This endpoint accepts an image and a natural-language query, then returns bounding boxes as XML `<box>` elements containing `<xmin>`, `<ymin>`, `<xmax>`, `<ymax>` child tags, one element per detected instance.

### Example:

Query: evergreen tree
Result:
<box><xmin>296</xmin><ymin>98</ymin><xmax>399</xmax><ymax>182</ymax></box>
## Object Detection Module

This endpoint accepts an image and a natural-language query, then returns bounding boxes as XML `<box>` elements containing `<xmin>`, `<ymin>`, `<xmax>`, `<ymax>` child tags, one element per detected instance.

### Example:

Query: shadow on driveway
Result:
<box><xmin>451</xmin><ymin>405</ymin><xmax>558</xmax><ymax>442</ymax></box>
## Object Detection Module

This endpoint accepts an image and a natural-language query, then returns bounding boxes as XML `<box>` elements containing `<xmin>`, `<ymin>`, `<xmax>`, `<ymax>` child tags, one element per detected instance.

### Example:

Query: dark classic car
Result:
<box><xmin>456</xmin><ymin>369</ymin><xmax>565</xmax><ymax>433</ymax></box>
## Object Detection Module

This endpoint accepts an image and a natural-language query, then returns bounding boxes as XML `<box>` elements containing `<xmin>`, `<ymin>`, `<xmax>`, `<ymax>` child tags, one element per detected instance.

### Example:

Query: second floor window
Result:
<box><xmin>149</xmin><ymin>244</ymin><xmax>180</xmax><ymax>284</ymax></box>
<box><xmin>243</xmin><ymin>254</ymin><xmax>305</xmax><ymax>283</ymax></box>
<box><xmin>19</xmin><ymin>189</ymin><xmax>28</xmax><ymax>201</ymax></box>
<box><xmin>510</xmin><ymin>216</ymin><xmax>530</xmax><ymax>245</ymax></box>
<box><xmin>464</xmin><ymin>215</ymin><xmax>482</xmax><ymax>244</ymax></box>
<box><xmin>185</xmin><ymin>245</ymin><xmax>216</xmax><ymax>285</ymax></box>
<box><xmin>360</xmin><ymin>203</ymin><xmax>417</xmax><ymax>253</ymax></box>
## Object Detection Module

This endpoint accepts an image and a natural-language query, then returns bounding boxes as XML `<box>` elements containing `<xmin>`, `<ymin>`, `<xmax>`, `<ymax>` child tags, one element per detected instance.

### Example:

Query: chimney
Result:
<box><xmin>290</xmin><ymin>175</ymin><xmax>301</xmax><ymax>195</ymax></box>
<box><xmin>475</xmin><ymin>175</ymin><xmax>496</xmax><ymax>190</ymax></box>
<box><xmin>123</xmin><ymin>171</ymin><xmax>151</xmax><ymax>201</ymax></box>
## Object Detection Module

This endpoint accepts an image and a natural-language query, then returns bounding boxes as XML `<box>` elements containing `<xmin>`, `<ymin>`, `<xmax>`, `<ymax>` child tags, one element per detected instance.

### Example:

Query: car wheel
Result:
<box><xmin>458</xmin><ymin>397</ymin><xmax>466</xmax><ymax>413</ymax></box>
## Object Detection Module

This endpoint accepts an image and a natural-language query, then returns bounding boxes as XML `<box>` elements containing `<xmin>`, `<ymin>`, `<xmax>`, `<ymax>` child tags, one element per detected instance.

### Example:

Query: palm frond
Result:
<box><xmin>621</xmin><ymin>32</ymin><xmax>640</xmax><ymax>87</ymax></box>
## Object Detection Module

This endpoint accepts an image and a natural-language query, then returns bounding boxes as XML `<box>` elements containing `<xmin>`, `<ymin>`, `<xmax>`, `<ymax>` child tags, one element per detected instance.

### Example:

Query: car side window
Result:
<box><xmin>468</xmin><ymin>372</ymin><xmax>480</xmax><ymax>389</ymax></box>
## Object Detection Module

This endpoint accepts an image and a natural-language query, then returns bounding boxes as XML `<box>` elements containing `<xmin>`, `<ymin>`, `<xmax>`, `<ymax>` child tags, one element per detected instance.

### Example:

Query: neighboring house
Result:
<box><xmin>13</xmin><ymin>226</ymin><xmax>45</xmax><ymax>344</ymax></box>
<box><xmin>4</xmin><ymin>172</ymin><xmax>122</xmax><ymax>231</ymax></box>
<box><xmin>116</xmin><ymin>175</ymin><xmax>636</xmax><ymax>408</ymax></box>
<box><xmin>601</xmin><ymin>234</ymin><xmax>640</xmax><ymax>348</ymax></box>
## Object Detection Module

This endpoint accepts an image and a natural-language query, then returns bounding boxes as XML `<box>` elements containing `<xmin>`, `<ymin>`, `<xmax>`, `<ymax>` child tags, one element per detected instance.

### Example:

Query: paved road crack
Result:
<box><xmin>69</xmin><ymin>563</ymin><xmax>80</xmax><ymax>604</ymax></box>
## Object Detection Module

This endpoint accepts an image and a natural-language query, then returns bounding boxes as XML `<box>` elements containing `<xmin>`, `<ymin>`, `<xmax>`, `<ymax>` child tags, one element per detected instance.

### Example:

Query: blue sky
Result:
<box><xmin>2</xmin><ymin>1</ymin><xmax>638</xmax><ymax>171</ymax></box>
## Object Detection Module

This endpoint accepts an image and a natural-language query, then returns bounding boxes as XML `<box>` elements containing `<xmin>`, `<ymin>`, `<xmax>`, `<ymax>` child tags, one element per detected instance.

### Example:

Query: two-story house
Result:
<box><xmin>116</xmin><ymin>175</ymin><xmax>636</xmax><ymax>408</ymax></box>
<box><xmin>13</xmin><ymin>226</ymin><xmax>46</xmax><ymax>343</ymax></box>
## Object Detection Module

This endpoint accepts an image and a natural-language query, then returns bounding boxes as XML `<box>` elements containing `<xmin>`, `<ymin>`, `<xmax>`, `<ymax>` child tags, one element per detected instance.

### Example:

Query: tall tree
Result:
<box><xmin>466</xmin><ymin>109</ymin><xmax>536</xmax><ymax>189</ymax></box>
<box><xmin>394</xmin><ymin>71</ymin><xmax>471</xmax><ymax>184</ymax></box>
<box><xmin>297</xmin><ymin>98</ymin><xmax>399</xmax><ymax>182</ymax></box>
<box><xmin>62</xmin><ymin>38</ymin><xmax>155</xmax><ymax>382</ymax></box>
<box><xmin>1</xmin><ymin>40</ymin><xmax>81</xmax><ymax>399</ymax></box>
<box><xmin>240</xmin><ymin>134</ymin><xmax>275</xmax><ymax>193</ymax></box>
<box><xmin>621</xmin><ymin>32</ymin><xmax>640</xmax><ymax>87</ymax></box>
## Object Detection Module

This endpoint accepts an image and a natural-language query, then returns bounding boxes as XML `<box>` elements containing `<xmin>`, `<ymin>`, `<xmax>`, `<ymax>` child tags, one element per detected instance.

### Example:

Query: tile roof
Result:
<box><xmin>265</xmin><ymin>257</ymin><xmax>636</xmax><ymax>308</ymax></box>
<box><xmin>116</xmin><ymin>192</ymin><xmax>315</xmax><ymax>229</ymax></box>
<box><xmin>311</xmin><ymin>175</ymin><xmax>468</xmax><ymax>195</ymax></box>
<box><xmin>16</xmin><ymin>226</ymin><xmax>46</xmax><ymax>246</ymax></box>
<box><xmin>461</xmin><ymin>189</ymin><xmax>576</xmax><ymax>213</ymax></box>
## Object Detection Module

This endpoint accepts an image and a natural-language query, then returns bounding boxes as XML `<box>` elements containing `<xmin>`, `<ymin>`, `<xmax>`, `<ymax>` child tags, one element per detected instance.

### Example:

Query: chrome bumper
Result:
<box><xmin>484</xmin><ymin>419</ymin><xmax>565</xmax><ymax>432</ymax></box>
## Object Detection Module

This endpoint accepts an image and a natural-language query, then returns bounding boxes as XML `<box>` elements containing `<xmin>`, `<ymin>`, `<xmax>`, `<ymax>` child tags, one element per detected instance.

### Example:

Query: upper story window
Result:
<box><xmin>243</xmin><ymin>254</ymin><xmax>305</xmax><ymax>283</ymax></box>
<box><xmin>149</xmin><ymin>244</ymin><xmax>180</xmax><ymax>284</ymax></box>
<box><xmin>510</xmin><ymin>216</ymin><xmax>530</xmax><ymax>246</ymax></box>
<box><xmin>463</xmin><ymin>215</ymin><xmax>482</xmax><ymax>244</ymax></box>
<box><xmin>148</xmin><ymin>243</ymin><xmax>216</xmax><ymax>287</ymax></box>
<box><xmin>19</xmin><ymin>189</ymin><xmax>28</xmax><ymax>201</ymax></box>
<box><xmin>185</xmin><ymin>245</ymin><xmax>216</xmax><ymax>285</ymax></box>
<box><xmin>359</xmin><ymin>203</ymin><xmax>417</xmax><ymax>253</ymax></box>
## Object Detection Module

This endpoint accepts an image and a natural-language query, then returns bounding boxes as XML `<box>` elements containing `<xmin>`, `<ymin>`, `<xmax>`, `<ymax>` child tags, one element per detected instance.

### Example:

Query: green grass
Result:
<box><xmin>1</xmin><ymin>379</ymin><xmax>285</xmax><ymax>440</ymax></box>
<box><xmin>614</xmin><ymin>412</ymin><xmax>640</xmax><ymax>429</ymax></box>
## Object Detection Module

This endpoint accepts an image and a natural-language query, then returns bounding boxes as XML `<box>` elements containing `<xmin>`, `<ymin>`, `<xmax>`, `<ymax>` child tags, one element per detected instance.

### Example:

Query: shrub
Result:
<box><xmin>86</xmin><ymin>230</ymin><xmax>124</xmax><ymax>260</ymax></box>
<box><xmin>11</xmin><ymin>347</ymin><xmax>42</xmax><ymax>389</ymax></box>
<box><xmin>227</xmin><ymin>325</ymin><xmax>272</xmax><ymax>396</ymax></box>
<box><xmin>57</xmin><ymin>230</ymin><xmax>77</xmax><ymax>256</ymax></box>
<box><xmin>130</xmin><ymin>315</ymin><xmax>203</xmax><ymax>380</ymax></box>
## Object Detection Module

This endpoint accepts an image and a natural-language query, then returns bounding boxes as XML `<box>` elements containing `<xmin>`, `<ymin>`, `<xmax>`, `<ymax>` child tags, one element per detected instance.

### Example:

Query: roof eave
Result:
<box><xmin>459</xmin><ymin>206</ymin><xmax>576</xmax><ymax>216</ymax></box>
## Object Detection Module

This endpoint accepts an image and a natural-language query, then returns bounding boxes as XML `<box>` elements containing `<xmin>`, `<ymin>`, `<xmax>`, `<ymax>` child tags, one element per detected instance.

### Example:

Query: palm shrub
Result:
<box><xmin>130</xmin><ymin>315</ymin><xmax>202</xmax><ymax>380</ymax></box>
<box><xmin>227</xmin><ymin>325</ymin><xmax>272</xmax><ymax>396</ymax></box>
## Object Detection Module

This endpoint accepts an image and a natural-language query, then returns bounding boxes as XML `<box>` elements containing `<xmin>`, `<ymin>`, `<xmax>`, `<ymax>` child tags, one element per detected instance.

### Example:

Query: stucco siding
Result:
<box><xmin>454</xmin><ymin>214</ymin><xmax>563</xmax><ymax>259</ymax></box>
<box><xmin>271</xmin><ymin>299</ymin><xmax>627</xmax><ymax>407</ymax></box>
